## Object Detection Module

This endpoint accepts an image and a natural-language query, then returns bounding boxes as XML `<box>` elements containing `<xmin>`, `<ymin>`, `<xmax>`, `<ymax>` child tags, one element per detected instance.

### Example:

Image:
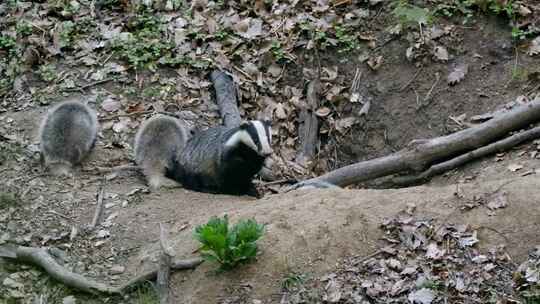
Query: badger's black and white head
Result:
<box><xmin>225</xmin><ymin>120</ymin><xmax>273</xmax><ymax>157</ymax></box>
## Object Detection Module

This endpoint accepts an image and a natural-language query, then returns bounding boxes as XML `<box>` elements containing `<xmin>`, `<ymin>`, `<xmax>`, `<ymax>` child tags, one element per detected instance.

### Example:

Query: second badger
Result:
<box><xmin>135</xmin><ymin>115</ymin><xmax>273</xmax><ymax>195</ymax></box>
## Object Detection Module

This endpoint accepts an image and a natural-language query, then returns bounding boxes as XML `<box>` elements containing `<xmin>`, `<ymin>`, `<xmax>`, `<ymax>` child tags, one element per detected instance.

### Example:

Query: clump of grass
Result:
<box><xmin>282</xmin><ymin>272</ymin><xmax>307</xmax><ymax>291</ymax></box>
<box><xmin>193</xmin><ymin>215</ymin><xmax>265</xmax><ymax>271</ymax></box>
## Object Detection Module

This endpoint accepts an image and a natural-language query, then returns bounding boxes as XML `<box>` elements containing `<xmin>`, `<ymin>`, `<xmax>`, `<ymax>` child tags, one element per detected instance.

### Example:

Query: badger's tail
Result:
<box><xmin>46</xmin><ymin>160</ymin><xmax>73</xmax><ymax>176</ymax></box>
<box><xmin>142</xmin><ymin>162</ymin><xmax>182</xmax><ymax>192</ymax></box>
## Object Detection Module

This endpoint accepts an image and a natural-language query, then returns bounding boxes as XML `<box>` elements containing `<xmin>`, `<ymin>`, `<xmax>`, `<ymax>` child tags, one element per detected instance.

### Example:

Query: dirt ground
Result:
<box><xmin>1</xmin><ymin>1</ymin><xmax>540</xmax><ymax>303</ymax></box>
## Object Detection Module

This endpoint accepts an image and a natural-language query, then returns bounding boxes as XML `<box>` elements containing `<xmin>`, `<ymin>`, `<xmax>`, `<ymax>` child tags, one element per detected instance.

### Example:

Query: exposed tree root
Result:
<box><xmin>298</xmin><ymin>97</ymin><xmax>540</xmax><ymax>188</ymax></box>
<box><xmin>0</xmin><ymin>244</ymin><xmax>202</xmax><ymax>295</ymax></box>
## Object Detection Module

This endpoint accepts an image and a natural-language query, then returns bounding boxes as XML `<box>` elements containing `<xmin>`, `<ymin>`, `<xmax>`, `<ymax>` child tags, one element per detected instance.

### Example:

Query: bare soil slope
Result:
<box><xmin>119</xmin><ymin>175</ymin><xmax>540</xmax><ymax>303</ymax></box>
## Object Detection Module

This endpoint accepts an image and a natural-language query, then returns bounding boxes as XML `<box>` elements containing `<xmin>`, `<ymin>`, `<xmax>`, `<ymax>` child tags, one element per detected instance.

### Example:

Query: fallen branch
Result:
<box><xmin>296</xmin><ymin>80</ymin><xmax>320</xmax><ymax>167</ymax></box>
<box><xmin>0</xmin><ymin>244</ymin><xmax>203</xmax><ymax>295</ymax></box>
<box><xmin>210</xmin><ymin>70</ymin><xmax>241</xmax><ymax>128</ymax></box>
<box><xmin>157</xmin><ymin>223</ymin><xmax>174</xmax><ymax>304</ymax></box>
<box><xmin>300</xmin><ymin>97</ymin><xmax>540</xmax><ymax>187</ymax></box>
<box><xmin>85</xmin><ymin>164</ymin><xmax>140</xmax><ymax>174</ymax></box>
<box><xmin>392</xmin><ymin>125</ymin><xmax>540</xmax><ymax>186</ymax></box>
<box><xmin>0</xmin><ymin>244</ymin><xmax>116</xmax><ymax>294</ymax></box>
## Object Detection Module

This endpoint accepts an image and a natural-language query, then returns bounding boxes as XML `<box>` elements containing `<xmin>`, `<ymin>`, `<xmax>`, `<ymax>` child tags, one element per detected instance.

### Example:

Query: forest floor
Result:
<box><xmin>1</xmin><ymin>0</ymin><xmax>540</xmax><ymax>303</ymax></box>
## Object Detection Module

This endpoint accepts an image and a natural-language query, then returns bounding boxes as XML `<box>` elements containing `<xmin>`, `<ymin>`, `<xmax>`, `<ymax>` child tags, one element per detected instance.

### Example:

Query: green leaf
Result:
<box><xmin>393</xmin><ymin>3</ymin><xmax>432</xmax><ymax>26</ymax></box>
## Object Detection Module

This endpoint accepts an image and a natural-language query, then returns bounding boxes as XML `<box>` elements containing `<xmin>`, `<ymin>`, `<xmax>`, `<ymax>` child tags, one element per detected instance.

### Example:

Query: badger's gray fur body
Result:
<box><xmin>39</xmin><ymin>101</ymin><xmax>98</xmax><ymax>175</ymax></box>
<box><xmin>134</xmin><ymin>114</ymin><xmax>188</xmax><ymax>191</ymax></box>
<box><xmin>168</xmin><ymin>120</ymin><xmax>272</xmax><ymax>196</ymax></box>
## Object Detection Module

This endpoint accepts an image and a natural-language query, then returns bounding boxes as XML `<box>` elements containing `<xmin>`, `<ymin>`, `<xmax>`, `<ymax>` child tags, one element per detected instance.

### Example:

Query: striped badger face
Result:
<box><xmin>225</xmin><ymin>120</ymin><xmax>273</xmax><ymax>157</ymax></box>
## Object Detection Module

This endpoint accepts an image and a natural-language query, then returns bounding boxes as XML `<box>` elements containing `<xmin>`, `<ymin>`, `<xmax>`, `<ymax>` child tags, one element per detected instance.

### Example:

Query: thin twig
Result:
<box><xmin>232</xmin><ymin>66</ymin><xmax>255</xmax><ymax>83</ymax></box>
<box><xmin>400</xmin><ymin>66</ymin><xmax>423</xmax><ymax>92</ymax></box>
<box><xmin>63</xmin><ymin>78</ymin><xmax>117</xmax><ymax>92</ymax></box>
<box><xmin>84</xmin><ymin>164</ymin><xmax>140</xmax><ymax>174</ymax></box>
<box><xmin>90</xmin><ymin>179</ymin><xmax>106</xmax><ymax>229</ymax></box>
<box><xmin>261</xmin><ymin>179</ymin><xmax>296</xmax><ymax>186</ymax></box>
<box><xmin>423</xmin><ymin>72</ymin><xmax>440</xmax><ymax>102</ymax></box>
<box><xmin>99</xmin><ymin>110</ymin><xmax>153</xmax><ymax>121</ymax></box>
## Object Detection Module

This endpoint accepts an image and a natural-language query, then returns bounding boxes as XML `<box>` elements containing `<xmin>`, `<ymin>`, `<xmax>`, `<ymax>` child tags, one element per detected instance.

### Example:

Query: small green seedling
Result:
<box><xmin>193</xmin><ymin>215</ymin><xmax>265</xmax><ymax>271</ymax></box>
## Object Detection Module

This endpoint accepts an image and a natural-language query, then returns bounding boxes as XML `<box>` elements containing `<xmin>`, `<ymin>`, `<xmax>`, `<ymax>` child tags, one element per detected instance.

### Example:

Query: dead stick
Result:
<box><xmin>117</xmin><ymin>258</ymin><xmax>203</xmax><ymax>293</ymax></box>
<box><xmin>392</xmin><ymin>125</ymin><xmax>540</xmax><ymax>186</ymax></box>
<box><xmin>157</xmin><ymin>223</ymin><xmax>174</xmax><ymax>303</ymax></box>
<box><xmin>301</xmin><ymin>97</ymin><xmax>540</xmax><ymax>187</ymax></box>
<box><xmin>90</xmin><ymin>180</ymin><xmax>105</xmax><ymax>229</ymax></box>
<box><xmin>63</xmin><ymin>78</ymin><xmax>116</xmax><ymax>92</ymax></box>
<box><xmin>295</xmin><ymin>79</ymin><xmax>320</xmax><ymax>166</ymax></box>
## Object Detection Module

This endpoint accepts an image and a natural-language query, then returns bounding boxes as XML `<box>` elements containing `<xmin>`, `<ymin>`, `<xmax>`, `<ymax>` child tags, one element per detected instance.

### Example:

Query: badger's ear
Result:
<box><xmin>240</xmin><ymin>121</ymin><xmax>250</xmax><ymax>129</ymax></box>
<box><xmin>263</xmin><ymin>119</ymin><xmax>272</xmax><ymax>127</ymax></box>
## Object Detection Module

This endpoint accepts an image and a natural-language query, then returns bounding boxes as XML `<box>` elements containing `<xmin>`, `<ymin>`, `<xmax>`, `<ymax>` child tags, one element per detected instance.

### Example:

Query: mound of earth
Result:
<box><xmin>121</xmin><ymin>175</ymin><xmax>540</xmax><ymax>303</ymax></box>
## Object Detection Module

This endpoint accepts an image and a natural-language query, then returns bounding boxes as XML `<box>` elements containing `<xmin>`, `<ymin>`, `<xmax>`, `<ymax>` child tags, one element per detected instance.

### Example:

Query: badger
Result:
<box><xmin>167</xmin><ymin>120</ymin><xmax>273</xmax><ymax>196</ymax></box>
<box><xmin>39</xmin><ymin>101</ymin><xmax>98</xmax><ymax>176</ymax></box>
<box><xmin>134</xmin><ymin>114</ymin><xmax>188</xmax><ymax>191</ymax></box>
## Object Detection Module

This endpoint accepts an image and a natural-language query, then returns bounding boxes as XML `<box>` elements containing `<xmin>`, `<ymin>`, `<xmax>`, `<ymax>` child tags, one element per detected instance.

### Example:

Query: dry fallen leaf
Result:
<box><xmin>335</xmin><ymin>117</ymin><xmax>357</xmax><ymax>134</ymax></box>
<box><xmin>101</xmin><ymin>97</ymin><xmax>121</xmax><ymax>112</ymax></box>
<box><xmin>528</xmin><ymin>36</ymin><xmax>540</xmax><ymax>56</ymax></box>
<box><xmin>507</xmin><ymin>163</ymin><xmax>523</xmax><ymax>172</ymax></box>
<box><xmin>315</xmin><ymin>107</ymin><xmax>332</xmax><ymax>117</ymax></box>
<box><xmin>367</xmin><ymin>56</ymin><xmax>383</xmax><ymax>70</ymax></box>
<box><xmin>448</xmin><ymin>64</ymin><xmax>468</xmax><ymax>85</ymax></box>
<box><xmin>408</xmin><ymin>288</ymin><xmax>435</xmax><ymax>304</ymax></box>
<box><xmin>425</xmin><ymin>243</ymin><xmax>445</xmax><ymax>260</ymax></box>
<box><xmin>433</xmin><ymin>46</ymin><xmax>449</xmax><ymax>61</ymax></box>
<box><xmin>274</xmin><ymin>103</ymin><xmax>287</xmax><ymax>119</ymax></box>
<box><xmin>487</xmin><ymin>191</ymin><xmax>508</xmax><ymax>210</ymax></box>
<box><xmin>323</xmin><ymin>279</ymin><xmax>342</xmax><ymax>303</ymax></box>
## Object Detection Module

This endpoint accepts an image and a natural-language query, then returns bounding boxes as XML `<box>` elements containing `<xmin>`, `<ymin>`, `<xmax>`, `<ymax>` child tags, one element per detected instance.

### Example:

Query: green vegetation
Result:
<box><xmin>38</xmin><ymin>64</ymin><xmax>57</xmax><ymax>82</ymax></box>
<box><xmin>0</xmin><ymin>35</ymin><xmax>17</xmax><ymax>56</ymax></box>
<box><xmin>16</xmin><ymin>21</ymin><xmax>32</xmax><ymax>37</ymax></box>
<box><xmin>433</xmin><ymin>0</ymin><xmax>532</xmax><ymax>40</ymax></box>
<box><xmin>193</xmin><ymin>215</ymin><xmax>265</xmax><ymax>271</ymax></box>
<box><xmin>111</xmin><ymin>12</ymin><xmax>173</xmax><ymax>70</ymax></box>
<box><xmin>419</xmin><ymin>279</ymin><xmax>445</xmax><ymax>291</ymax></box>
<box><xmin>134</xmin><ymin>283</ymin><xmax>159</xmax><ymax>304</ymax></box>
<box><xmin>511</xmin><ymin>66</ymin><xmax>528</xmax><ymax>82</ymax></box>
<box><xmin>300</xmin><ymin>22</ymin><xmax>360</xmax><ymax>53</ymax></box>
<box><xmin>334</xmin><ymin>26</ymin><xmax>360</xmax><ymax>53</ymax></box>
<box><xmin>392</xmin><ymin>1</ymin><xmax>433</xmax><ymax>27</ymax></box>
<box><xmin>0</xmin><ymin>192</ymin><xmax>19</xmax><ymax>209</ymax></box>
<box><xmin>271</xmin><ymin>41</ymin><xmax>288</xmax><ymax>62</ymax></box>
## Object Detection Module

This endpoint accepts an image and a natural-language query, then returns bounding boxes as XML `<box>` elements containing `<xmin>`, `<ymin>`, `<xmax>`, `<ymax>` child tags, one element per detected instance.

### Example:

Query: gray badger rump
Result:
<box><xmin>39</xmin><ymin>101</ymin><xmax>98</xmax><ymax>175</ymax></box>
<box><xmin>134</xmin><ymin>114</ymin><xmax>188</xmax><ymax>191</ymax></box>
